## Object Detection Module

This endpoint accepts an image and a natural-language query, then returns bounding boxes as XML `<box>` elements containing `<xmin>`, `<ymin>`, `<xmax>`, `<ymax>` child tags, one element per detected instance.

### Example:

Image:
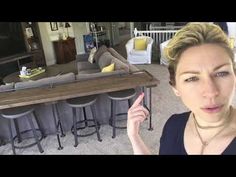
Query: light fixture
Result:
<box><xmin>64</xmin><ymin>22</ymin><xmax>71</xmax><ymax>38</ymax></box>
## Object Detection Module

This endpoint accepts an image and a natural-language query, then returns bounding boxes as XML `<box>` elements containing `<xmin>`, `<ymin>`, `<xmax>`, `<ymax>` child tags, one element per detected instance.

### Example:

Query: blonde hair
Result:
<box><xmin>164</xmin><ymin>22</ymin><xmax>235</xmax><ymax>86</ymax></box>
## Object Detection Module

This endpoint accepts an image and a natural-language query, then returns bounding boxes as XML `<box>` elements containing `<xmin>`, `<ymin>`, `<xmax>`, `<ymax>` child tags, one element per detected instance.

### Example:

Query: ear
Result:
<box><xmin>172</xmin><ymin>86</ymin><xmax>181</xmax><ymax>97</ymax></box>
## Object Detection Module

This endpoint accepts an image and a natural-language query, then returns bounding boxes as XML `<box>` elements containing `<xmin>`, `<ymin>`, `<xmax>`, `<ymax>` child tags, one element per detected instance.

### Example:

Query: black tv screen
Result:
<box><xmin>0</xmin><ymin>22</ymin><xmax>27</xmax><ymax>59</ymax></box>
<box><xmin>0</xmin><ymin>22</ymin><xmax>27</xmax><ymax>80</ymax></box>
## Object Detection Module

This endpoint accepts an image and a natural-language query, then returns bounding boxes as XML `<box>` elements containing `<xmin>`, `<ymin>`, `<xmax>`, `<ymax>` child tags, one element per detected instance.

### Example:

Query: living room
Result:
<box><xmin>1</xmin><ymin>22</ymin><xmax>236</xmax><ymax>155</ymax></box>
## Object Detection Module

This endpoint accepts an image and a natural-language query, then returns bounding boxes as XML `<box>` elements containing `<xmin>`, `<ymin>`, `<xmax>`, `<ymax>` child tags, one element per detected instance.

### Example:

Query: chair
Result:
<box><xmin>14</xmin><ymin>72</ymin><xmax>76</xmax><ymax>150</ymax></box>
<box><xmin>107</xmin><ymin>89</ymin><xmax>136</xmax><ymax>138</ymax></box>
<box><xmin>159</xmin><ymin>39</ymin><xmax>171</xmax><ymax>66</ymax></box>
<box><xmin>66</xmin><ymin>95</ymin><xmax>102</xmax><ymax>147</ymax></box>
<box><xmin>0</xmin><ymin>106</ymin><xmax>45</xmax><ymax>155</ymax></box>
<box><xmin>126</xmin><ymin>36</ymin><xmax>154</xmax><ymax>64</ymax></box>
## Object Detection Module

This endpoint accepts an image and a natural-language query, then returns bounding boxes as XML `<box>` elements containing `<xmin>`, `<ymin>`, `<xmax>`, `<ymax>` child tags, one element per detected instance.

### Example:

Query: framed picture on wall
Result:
<box><xmin>83</xmin><ymin>34</ymin><xmax>95</xmax><ymax>53</ymax></box>
<box><xmin>50</xmin><ymin>22</ymin><xmax>58</xmax><ymax>31</ymax></box>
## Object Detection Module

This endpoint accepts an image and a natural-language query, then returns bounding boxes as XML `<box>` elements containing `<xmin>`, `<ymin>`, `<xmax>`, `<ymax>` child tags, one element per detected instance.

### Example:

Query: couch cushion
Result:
<box><xmin>77</xmin><ymin>61</ymin><xmax>100</xmax><ymax>72</ymax></box>
<box><xmin>15</xmin><ymin>72</ymin><xmax>75</xmax><ymax>90</ymax></box>
<box><xmin>97</xmin><ymin>52</ymin><xmax>113</xmax><ymax>69</ymax></box>
<box><xmin>112</xmin><ymin>57</ymin><xmax>129</xmax><ymax>72</ymax></box>
<box><xmin>130</xmin><ymin>49</ymin><xmax>148</xmax><ymax>56</ymax></box>
<box><xmin>79</xmin><ymin>69</ymin><xmax>101</xmax><ymax>74</ymax></box>
<box><xmin>93</xmin><ymin>45</ymin><xmax>108</xmax><ymax>63</ymax></box>
<box><xmin>0</xmin><ymin>83</ymin><xmax>14</xmax><ymax>92</ymax></box>
<box><xmin>76</xmin><ymin>70</ymin><xmax>127</xmax><ymax>81</ymax></box>
<box><xmin>107</xmin><ymin>48</ymin><xmax>129</xmax><ymax>64</ymax></box>
<box><xmin>50</xmin><ymin>72</ymin><xmax>75</xmax><ymax>86</ymax></box>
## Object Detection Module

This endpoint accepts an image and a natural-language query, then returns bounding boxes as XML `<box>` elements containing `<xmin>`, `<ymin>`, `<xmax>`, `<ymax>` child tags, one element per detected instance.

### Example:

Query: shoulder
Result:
<box><xmin>164</xmin><ymin>112</ymin><xmax>191</xmax><ymax>129</ymax></box>
<box><xmin>159</xmin><ymin>112</ymin><xmax>191</xmax><ymax>155</ymax></box>
<box><xmin>161</xmin><ymin>111</ymin><xmax>191</xmax><ymax>138</ymax></box>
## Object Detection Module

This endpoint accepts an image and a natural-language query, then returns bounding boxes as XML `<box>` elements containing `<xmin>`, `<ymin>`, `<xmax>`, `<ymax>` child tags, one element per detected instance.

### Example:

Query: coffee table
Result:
<box><xmin>3</xmin><ymin>66</ymin><xmax>61</xmax><ymax>84</ymax></box>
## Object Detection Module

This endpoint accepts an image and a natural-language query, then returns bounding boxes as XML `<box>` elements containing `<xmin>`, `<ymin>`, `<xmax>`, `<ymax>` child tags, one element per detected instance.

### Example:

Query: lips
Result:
<box><xmin>201</xmin><ymin>105</ymin><xmax>223</xmax><ymax>113</ymax></box>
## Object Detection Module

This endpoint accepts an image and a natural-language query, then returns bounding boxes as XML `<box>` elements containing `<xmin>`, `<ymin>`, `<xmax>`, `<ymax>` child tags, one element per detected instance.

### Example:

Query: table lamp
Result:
<box><xmin>65</xmin><ymin>22</ymin><xmax>71</xmax><ymax>38</ymax></box>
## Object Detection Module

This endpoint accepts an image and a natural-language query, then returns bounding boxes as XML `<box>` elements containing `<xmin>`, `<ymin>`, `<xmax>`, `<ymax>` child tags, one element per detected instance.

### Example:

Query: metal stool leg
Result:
<box><xmin>148</xmin><ymin>88</ymin><xmax>153</xmax><ymax>131</ymax></box>
<box><xmin>52</xmin><ymin>104</ymin><xmax>63</xmax><ymax>150</ymax></box>
<box><xmin>54</xmin><ymin>104</ymin><xmax>66</xmax><ymax>137</ymax></box>
<box><xmin>28</xmin><ymin>114</ymin><xmax>44</xmax><ymax>153</ymax></box>
<box><xmin>83</xmin><ymin>107</ymin><xmax>88</xmax><ymax>127</ymax></box>
<box><xmin>34</xmin><ymin>112</ymin><xmax>47</xmax><ymax>138</ymax></box>
<box><xmin>112</xmin><ymin>100</ymin><xmax>117</xmax><ymax>138</ymax></box>
<box><xmin>13</xmin><ymin>119</ymin><xmax>22</xmax><ymax>143</ymax></box>
<box><xmin>8</xmin><ymin>119</ymin><xmax>16</xmax><ymax>155</ymax></box>
<box><xmin>128</xmin><ymin>99</ymin><xmax>132</xmax><ymax>108</ymax></box>
<box><xmin>72</xmin><ymin>108</ymin><xmax>78</xmax><ymax>147</ymax></box>
<box><xmin>91</xmin><ymin>104</ymin><xmax>102</xmax><ymax>142</ymax></box>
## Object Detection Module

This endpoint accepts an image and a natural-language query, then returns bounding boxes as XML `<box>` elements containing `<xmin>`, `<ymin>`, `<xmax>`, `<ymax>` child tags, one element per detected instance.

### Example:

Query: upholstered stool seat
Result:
<box><xmin>1</xmin><ymin>106</ymin><xmax>45</xmax><ymax>155</ymax></box>
<box><xmin>107</xmin><ymin>88</ymin><xmax>136</xmax><ymax>138</ymax></box>
<box><xmin>66</xmin><ymin>95</ymin><xmax>102</xmax><ymax>147</ymax></box>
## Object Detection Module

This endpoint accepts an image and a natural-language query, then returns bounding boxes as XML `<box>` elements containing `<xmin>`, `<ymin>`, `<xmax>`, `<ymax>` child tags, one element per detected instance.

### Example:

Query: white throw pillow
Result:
<box><xmin>88</xmin><ymin>47</ymin><xmax>97</xmax><ymax>63</ymax></box>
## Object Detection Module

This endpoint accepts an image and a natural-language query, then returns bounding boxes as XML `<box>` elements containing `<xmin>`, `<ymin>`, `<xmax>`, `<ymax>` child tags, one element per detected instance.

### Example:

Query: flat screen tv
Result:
<box><xmin>0</xmin><ymin>22</ymin><xmax>27</xmax><ymax>79</ymax></box>
<box><xmin>0</xmin><ymin>22</ymin><xmax>27</xmax><ymax>59</ymax></box>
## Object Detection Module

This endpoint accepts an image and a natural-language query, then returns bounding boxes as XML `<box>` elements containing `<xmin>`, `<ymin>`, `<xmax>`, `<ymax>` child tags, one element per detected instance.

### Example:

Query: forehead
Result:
<box><xmin>177</xmin><ymin>44</ymin><xmax>232</xmax><ymax>72</ymax></box>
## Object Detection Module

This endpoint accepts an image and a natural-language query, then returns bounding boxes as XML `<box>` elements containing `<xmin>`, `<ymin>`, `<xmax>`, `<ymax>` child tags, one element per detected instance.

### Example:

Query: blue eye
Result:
<box><xmin>184</xmin><ymin>77</ymin><xmax>199</xmax><ymax>82</ymax></box>
<box><xmin>215</xmin><ymin>71</ymin><xmax>229</xmax><ymax>77</ymax></box>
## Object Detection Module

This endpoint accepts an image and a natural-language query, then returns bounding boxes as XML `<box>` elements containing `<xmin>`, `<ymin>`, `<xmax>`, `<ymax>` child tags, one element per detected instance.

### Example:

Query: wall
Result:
<box><xmin>72</xmin><ymin>22</ymin><xmax>89</xmax><ymax>54</ymax></box>
<box><xmin>38</xmin><ymin>22</ymin><xmax>87</xmax><ymax>66</ymax></box>
<box><xmin>38</xmin><ymin>22</ymin><xmax>56</xmax><ymax>66</ymax></box>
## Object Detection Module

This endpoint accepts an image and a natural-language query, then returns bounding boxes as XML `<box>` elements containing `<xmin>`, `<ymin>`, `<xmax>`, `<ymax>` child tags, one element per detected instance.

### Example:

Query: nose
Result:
<box><xmin>202</xmin><ymin>77</ymin><xmax>219</xmax><ymax>99</ymax></box>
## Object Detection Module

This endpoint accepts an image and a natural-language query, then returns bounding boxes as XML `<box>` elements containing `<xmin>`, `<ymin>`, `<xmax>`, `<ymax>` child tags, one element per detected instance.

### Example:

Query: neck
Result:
<box><xmin>192</xmin><ymin>106</ymin><xmax>232</xmax><ymax>129</ymax></box>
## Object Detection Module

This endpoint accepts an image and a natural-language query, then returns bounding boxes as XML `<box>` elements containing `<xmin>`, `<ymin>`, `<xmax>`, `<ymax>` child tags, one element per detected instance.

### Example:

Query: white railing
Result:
<box><xmin>134</xmin><ymin>28</ymin><xmax>179</xmax><ymax>45</ymax></box>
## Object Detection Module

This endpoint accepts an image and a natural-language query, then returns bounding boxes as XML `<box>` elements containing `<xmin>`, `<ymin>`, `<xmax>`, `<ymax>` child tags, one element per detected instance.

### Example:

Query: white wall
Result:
<box><xmin>38</xmin><ymin>22</ymin><xmax>79</xmax><ymax>66</ymax></box>
<box><xmin>38</xmin><ymin>22</ymin><xmax>56</xmax><ymax>66</ymax></box>
<box><xmin>72</xmin><ymin>22</ymin><xmax>89</xmax><ymax>54</ymax></box>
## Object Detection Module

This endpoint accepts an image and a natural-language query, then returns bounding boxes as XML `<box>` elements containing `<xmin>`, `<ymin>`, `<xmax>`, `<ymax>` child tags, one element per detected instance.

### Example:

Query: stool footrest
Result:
<box><xmin>13</xmin><ymin>129</ymin><xmax>44</xmax><ymax>149</ymax></box>
<box><xmin>71</xmin><ymin>119</ymin><xmax>100</xmax><ymax>137</ymax></box>
<box><xmin>109</xmin><ymin>117</ymin><xmax>127</xmax><ymax>129</ymax></box>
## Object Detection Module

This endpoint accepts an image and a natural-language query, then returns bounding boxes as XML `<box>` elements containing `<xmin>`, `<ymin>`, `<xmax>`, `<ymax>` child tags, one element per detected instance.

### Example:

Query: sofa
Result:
<box><xmin>0</xmin><ymin>46</ymin><xmax>148</xmax><ymax>142</ymax></box>
<box><xmin>76</xmin><ymin>45</ymin><xmax>139</xmax><ymax>80</ymax></box>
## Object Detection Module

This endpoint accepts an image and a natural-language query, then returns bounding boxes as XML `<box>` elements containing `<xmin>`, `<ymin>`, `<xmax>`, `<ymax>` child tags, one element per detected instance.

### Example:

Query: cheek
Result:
<box><xmin>176</xmin><ymin>84</ymin><xmax>199</xmax><ymax>104</ymax></box>
<box><xmin>219</xmin><ymin>78</ymin><xmax>236</xmax><ymax>97</ymax></box>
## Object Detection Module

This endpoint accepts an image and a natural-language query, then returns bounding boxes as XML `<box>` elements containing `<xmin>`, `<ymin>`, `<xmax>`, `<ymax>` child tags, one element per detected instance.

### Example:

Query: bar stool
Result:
<box><xmin>66</xmin><ymin>95</ymin><xmax>102</xmax><ymax>147</ymax></box>
<box><xmin>107</xmin><ymin>88</ymin><xmax>136</xmax><ymax>138</ymax></box>
<box><xmin>0</xmin><ymin>106</ymin><xmax>45</xmax><ymax>155</ymax></box>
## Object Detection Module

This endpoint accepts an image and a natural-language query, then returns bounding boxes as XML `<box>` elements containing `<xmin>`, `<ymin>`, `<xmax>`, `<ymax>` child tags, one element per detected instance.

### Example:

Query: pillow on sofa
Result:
<box><xmin>97</xmin><ymin>51</ymin><xmax>113</xmax><ymax>69</ymax></box>
<box><xmin>101</xmin><ymin>63</ymin><xmax>115</xmax><ymax>73</ymax></box>
<box><xmin>107</xmin><ymin>48</ymin><xmax>129</xmax><ymax>64</ymax></box>
<box><xmin>134</xmin><ymin>38</ymin><xmax>147</xmax><ymax>50</ymax></box>
<box><xmin>93</xmin><ymin>45</ymin><xmax>108</xmax><ymax>63</ymax></box>
<box><xmin>88</xmin><ymin>47</ymin><xmax>97</xmax><ymax>63</ymax></box>
<box><xmin>112</xmin><ymin>57</ymin><xmax>129</xmax><ymax>72</ymax></box>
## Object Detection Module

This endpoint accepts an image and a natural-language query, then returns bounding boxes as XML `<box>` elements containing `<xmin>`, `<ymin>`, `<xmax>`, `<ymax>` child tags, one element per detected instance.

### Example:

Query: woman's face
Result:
<box><xmin>174</xmin><ymin>44</ymin><xmax>236</xmax><ymax>122</ymax></box>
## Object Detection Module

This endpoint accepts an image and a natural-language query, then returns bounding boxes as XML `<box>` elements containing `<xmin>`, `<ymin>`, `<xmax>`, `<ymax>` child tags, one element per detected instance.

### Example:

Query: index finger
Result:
<box><xmin>131</xmin><ymin>92</ymin><xmax>144</xmax><ymax>108</ymax></box>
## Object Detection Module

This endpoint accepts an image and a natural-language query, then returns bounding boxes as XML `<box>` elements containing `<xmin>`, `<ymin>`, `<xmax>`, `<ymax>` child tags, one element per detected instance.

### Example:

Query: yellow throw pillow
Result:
<box><xmin>101</xmin><ymin>63</ymin><xmax>115</xmax><ymax>73</ymax></box>
<box><xmin>134</xmin><ymin>38</ymin><xmax>147</xmax><ymax>50</ymax></box>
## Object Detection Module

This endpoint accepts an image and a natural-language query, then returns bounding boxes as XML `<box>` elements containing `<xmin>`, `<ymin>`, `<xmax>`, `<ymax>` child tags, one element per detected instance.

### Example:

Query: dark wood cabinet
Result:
<box><xmin>53</xmin><ymin>37</ymin><xmax>76</xmax><ymax>64</ymax></box>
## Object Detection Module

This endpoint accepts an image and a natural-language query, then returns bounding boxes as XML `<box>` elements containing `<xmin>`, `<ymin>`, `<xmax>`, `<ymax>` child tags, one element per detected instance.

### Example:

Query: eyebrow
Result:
<box><xmin>179</xmin><ymin>63</ymin><xmax>231</xmax><ymax>76</ymax></box>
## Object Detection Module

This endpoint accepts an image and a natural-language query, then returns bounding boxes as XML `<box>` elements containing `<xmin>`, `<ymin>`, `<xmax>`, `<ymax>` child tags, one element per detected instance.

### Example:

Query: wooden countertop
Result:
<box><xmin>0</xmin><ymin>70</ymin><xmax>159</xmax><ymax>110</ymax></box>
